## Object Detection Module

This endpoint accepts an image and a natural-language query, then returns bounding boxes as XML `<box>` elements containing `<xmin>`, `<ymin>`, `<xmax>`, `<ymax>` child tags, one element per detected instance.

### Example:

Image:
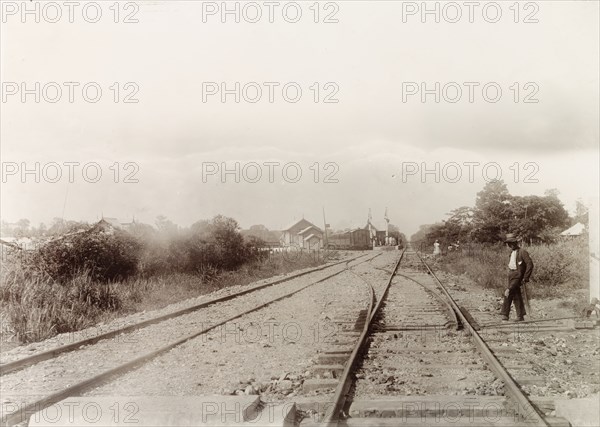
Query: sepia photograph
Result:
<box><xmin>1</xmin><ymin>1</ymin><xmax>599</xmax><ymax>426</ymax></box>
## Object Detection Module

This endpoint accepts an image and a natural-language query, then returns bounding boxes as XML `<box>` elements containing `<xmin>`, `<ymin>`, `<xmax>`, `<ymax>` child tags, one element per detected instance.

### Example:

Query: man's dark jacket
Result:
<box><xmin>508</xmin><ymin>248</ymin><xmax>534</xmax><ymax>289</ymax></box>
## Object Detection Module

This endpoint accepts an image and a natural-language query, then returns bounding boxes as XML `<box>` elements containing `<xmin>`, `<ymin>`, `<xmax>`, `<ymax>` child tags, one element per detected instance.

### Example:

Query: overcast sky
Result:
<box><xmin>1</xmin><ymin>1</ymin><xmax>598</xmax><ymax>235</ymax></box>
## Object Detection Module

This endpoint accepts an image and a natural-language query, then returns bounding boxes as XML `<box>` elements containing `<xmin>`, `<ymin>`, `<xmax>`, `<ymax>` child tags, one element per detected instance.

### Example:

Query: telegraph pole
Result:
<box><xmin>322</xmin><ymin>207</ymin><xmax>329</xmax><ymax>249</ymax></box>
<box><xmin>384</xmin><ymin>207</ymin><xmax>390</xmax><ymax>244</ymax></box>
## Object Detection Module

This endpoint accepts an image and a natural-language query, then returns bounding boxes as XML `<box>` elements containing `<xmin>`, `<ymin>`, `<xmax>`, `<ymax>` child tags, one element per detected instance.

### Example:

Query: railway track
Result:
<box><xmin>1</xmin><ymin>252</ymin><xmax>377</xmax><ymax>427</ymax></box>
<box><xmin>2</xmin><ymin>248</ymin><xmax>583</xmax><ymax>426</ymax></box>
<box><xmin>300</xmin><ymin>246</ymin><xmax>568</xmax><ymax>427</ymax></box>
<box><xmin>0</xmin><ymin>254</ymin><xmax>364</xmax><ymax>377</ymax></box>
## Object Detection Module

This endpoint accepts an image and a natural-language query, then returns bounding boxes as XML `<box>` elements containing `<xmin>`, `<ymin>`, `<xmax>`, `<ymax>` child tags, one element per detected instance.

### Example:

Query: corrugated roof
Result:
<box><xmin>298</xmin><ymin>225</ymin><xmax>321</xmax><ymax>235</ymax></box>
<box><xmin>304</xmin><ymin>233</ymin><xmax>322</xmax><ymax>241</ymax></box>
<box><xmin>283</xmin><ymin>218</ymin><xmax>312</xmax><ymax>231</ymax></box>
<box><xmin>560</xmin><ymin>222</ymin><xmax>585</xmax><ymax>236</ymax></box>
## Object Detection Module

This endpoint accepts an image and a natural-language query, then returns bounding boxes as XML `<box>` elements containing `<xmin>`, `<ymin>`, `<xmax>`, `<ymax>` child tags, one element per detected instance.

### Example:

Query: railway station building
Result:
<box><xmin>280</xmin><ymin>218</ymin><xmax>323</xmax><ymax>249</ymax></box>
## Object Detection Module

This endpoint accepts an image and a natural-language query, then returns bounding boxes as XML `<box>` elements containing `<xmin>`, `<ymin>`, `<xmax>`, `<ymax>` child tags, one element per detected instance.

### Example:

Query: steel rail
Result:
<box><xmin>2</xmin><ymin>254</ymin><xmax>380</xmax><ymax>427</ymax></box>
<box><xmin>413</xmin><ymin>249</ymin><xmax>549</xmax><ymax>426</ymax></box>
<box><xmin>369</xmin><ymin>250</ymin><xmax>405</xmax><ymax>324</ymax></box>
<box><xmin>322</xmin><ymin>249</ymin><xmax>405</xmax><ymax>426</ymax></box>
<box><xmin>0</xmin><ymin>253</ymin><xmax>367</xmax><ymax>377</ymax></box>
<box><xmin>394</xmin><ymin>271</ymin><xmax>459</xmax><ymax>329</ymax></box>
<box><xmin>481</xmin><ymin>316</ymin><xmax>580</xmax><ymax>328</ymax></box>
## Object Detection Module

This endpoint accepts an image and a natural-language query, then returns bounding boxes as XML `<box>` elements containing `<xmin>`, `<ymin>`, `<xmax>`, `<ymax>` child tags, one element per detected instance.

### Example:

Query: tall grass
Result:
<box><xmin>437</xmin><ymin>237</ymin><xmax>589</xmax><ymax>300</ymax></box>
<box><xmin>115</xmin><ymin>251</ymin><xmax>325</xmax><ymax>314</ymax></box>
<box><xmin>0</xmin><ymin>258</ymin><xmax>119</xmax><ymax>342</ymax></box>
<box><xmin>0</xmin><ymin>250</ymin><xmax>324</xmax><ymax>344</ymax></box>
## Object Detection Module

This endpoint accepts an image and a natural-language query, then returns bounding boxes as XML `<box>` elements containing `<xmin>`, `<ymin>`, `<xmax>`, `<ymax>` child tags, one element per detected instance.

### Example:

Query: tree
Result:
<box><xmin>574</xmin><ymin>199</ymin><xmax>589</xmax><ymax>226</ymax></box>
<box><xmin>13</xmin><ymin>218</ymin><xmax>31</xmax><ymax>237</ymax></box>
<box><xmin>129</xmin><ymin>222</ymin><xmax>156</xmax><ymax>240</ymax></box>
<box><xmin>1</xmin><ymin>221</ymin><xmax>14</xmax><ymax>236</ymax></box>
<box><xmin>16</xmin><ymin>218</ymin><xmax>30</xmax><ymax>229</ymax></box>
<box><xmin>36</xmin><ymin>222</ymin><xmax>47</xmax><ymax>237</ymax></box>
<box><xmin>416</xmin><ymin>181</ymin><xmax>573</xmax><ymax>246</ymax></box>
<box><xmin>410</xmin><ymin>224</ymin><xmax>435</xmax><ymax>244</ymax></box>
<box><xmin>424</xmin><ymin>223</ymin><xmax>448</xmax><ymax>245</ymax></box>
<box><xmin>47</xmin><ymin>218</ymin><xmax>66</xmax><ymax>235</ymax></box>
<box><xmin>445</xmin><ymin>206</ymin><xmax>474</xmax><ymax>241</ymax></box>
<box><xmin>386</xmin><ymin>224</ymin><xmax>406</xmax><ymax>246</ymax></box>
<box><xmin>155</xmin><ymin>215</ymin><xmax>178</xmax><ymax>237</ymax></box>
<box><xmin>242</xmin><ymin>225</ymin><xmax>281</xmax><ymax>245</ymax></box>
<box><xmin>187</xmin><ymin>215</ymin><xmax>249</xmax><ymax>271</ymax></box>
<box><xmin>47</xmin><ymin>219</ymin><xmax>89</xmax><ymax>236</ymax></box>
<box><xmin>471</xmin><ymin>180</ymin><xmax>513</xmax><ymax>243</ymax></box>
<box><xmin>423</xmin><ymin>207</ymin><xmax>474</xmax><ymax>247</ymax></box>
<box><xmin>249</xmin><ymin>224</ymin><xmax>268</xmax><ymax>232</ymax></box>
<box><xmin>189</xmin><ymin>219</ymin><xmax>211</xmax><ymax>239</ymax></box>
<box><xmin>544</xmin><ymin>188</ymin><xmax>560</xmax><ymax>199</ymax></box>
<box><xmin>511</xmin><ymin>195</ymin><xmax>570</xmax><ymax>243</ymax></box>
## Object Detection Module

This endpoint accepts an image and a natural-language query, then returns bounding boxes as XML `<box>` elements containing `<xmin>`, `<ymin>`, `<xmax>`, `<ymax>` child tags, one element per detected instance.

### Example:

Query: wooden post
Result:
<box><xmin>322</xmin><ymin>207</ymin><xmax>329</xmax><ymax>250</ymax></box>
<box><xmin>590</xmin><ymin>197</ymin><xmax>599</xmax><ymax>302</ymax></box>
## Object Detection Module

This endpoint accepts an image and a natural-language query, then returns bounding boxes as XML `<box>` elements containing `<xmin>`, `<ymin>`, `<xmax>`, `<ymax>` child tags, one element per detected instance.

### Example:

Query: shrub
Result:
<box><xmin>438</xmin><ymin>238</ymin><xmax>588</xmax><ymax>298</ymax></box>
<box><xmin>0</xmin><ymin>215</ymin><xmax>320</xmax><ymax>344</ymax></box>
<box><xmin>33</xmin><ymin>230</ymin><xmax>141</xmax><ymax>282</ymax></box>
<box><xmin>181</xmin><ymin>216</ymin><xmax>264</xmax><ymax>273</ymax></box>
<box><xmin>134</xmin><ymin>215</ymin><xmax>266</xmax><ymax>276</ymax></box>
<box><xmin>0</xmin><ymin>256</ymin><xmax>120</xmax><ymax>342</ymax></box>
<box><xmin>526</xmin><ymin>238</ymin><xmax>588</xmax><ymax>296</ymax></box>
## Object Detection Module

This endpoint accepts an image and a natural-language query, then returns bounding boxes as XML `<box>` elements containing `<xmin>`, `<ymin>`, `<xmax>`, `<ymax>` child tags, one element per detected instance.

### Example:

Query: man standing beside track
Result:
<box><xmin>501</xmin><ymin>233</ymin><xmax>534</xmax><ymax>322</ymax></box>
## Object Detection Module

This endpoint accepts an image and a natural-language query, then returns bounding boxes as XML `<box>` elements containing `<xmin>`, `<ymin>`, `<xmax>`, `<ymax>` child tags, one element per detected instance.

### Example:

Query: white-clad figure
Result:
<box><xmin>433</xmin><ymin>240</ymin><xmax>441</xmax><ymax>256</ymax></box>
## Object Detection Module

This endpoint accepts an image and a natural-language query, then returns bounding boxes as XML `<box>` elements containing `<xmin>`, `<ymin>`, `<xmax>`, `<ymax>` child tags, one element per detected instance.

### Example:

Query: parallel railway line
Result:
<box><xmin>302</xmin><ymin>247</ymin><xmax>565</xmax><ymax>427</ymax></box>
<box><xmin>1</xmin><ymin>252</ymin><xmax>377</xmax><ymax>427</ymax></box>
<box><xmin>0</xmin><ymin>253</ymin><xmax>364</xmax><ymax>377</ymax></box>
<box><xmin>2</xmin><ymin>247</ymin><xmax>587</xmax><ymax>426</ymax></box>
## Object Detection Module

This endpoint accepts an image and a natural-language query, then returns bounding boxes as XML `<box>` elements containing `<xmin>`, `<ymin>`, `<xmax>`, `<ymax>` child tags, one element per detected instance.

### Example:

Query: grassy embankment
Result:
<box><xmin>435</xmin><ymin>237</ymin><xmax>589</xmax><ymax>308</ymax></box>
<box><xmin>0</xmin><ymin>251</ymin><xmax>327</xmax><ymax>344</ymax></box>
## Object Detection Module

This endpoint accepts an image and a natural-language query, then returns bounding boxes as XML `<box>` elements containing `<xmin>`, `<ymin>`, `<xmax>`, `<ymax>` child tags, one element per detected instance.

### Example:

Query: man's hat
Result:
<box><xmin>504</xmin><ymin>233</ymin><xmax>518</xmax><ymax>243</ymax></box>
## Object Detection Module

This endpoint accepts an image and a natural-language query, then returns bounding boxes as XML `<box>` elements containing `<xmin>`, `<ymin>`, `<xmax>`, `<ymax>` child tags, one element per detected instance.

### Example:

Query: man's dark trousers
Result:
<box><xmin>501</xmin><ymin>270</ymin><xmax>526</xmax><ymax>318</ymax></box>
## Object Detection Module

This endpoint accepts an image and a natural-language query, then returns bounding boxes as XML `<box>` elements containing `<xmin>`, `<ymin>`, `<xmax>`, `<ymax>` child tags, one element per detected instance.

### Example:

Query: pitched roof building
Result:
<box><xmin>281</xmin><ymin>218</ymin><xmax>323</xmax><ymax>248</ymax></box>
<box><xmin>560</xmin><ymin>222</ymin><xmax>585</xmax><ymax>237</ymax></box>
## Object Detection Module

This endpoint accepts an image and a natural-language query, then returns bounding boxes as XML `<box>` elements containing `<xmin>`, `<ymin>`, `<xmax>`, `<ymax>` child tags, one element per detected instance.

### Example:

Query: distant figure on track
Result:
<box><xmin>501</xmin><ymin>233</ymin><xmax>534</xmax><ymax>322</ymax></box>
<box><xmin>582</xmin><ymin>297</ymin><xmax>600</xmax><ymax>318</ymax></box>
<box><xmin>433</xmin><ymin>240</ymin><xmax>441</xmax><ymax>256</ymax></box>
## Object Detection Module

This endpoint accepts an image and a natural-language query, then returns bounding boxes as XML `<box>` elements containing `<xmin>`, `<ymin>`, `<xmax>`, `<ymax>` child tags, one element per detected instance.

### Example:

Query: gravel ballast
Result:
<box><xmin>1</xmin><ymin>253</ymin><xmax>372</xmax><ymax>421</ymax></box>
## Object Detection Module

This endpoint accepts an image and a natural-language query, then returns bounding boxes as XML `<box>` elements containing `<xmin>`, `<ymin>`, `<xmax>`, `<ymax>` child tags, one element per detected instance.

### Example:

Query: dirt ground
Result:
<box><xmin>435</xmin><ymin>268</ymin><xmax>600</xmax><ymax>401</ymax></box>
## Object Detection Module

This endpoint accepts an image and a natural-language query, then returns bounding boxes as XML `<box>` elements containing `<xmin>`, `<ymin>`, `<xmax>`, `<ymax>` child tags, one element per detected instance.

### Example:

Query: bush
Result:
<box><xmin>438</xmin><ymin>238</ymin><xmax>588</xmax><ymax>298</ymax></box>
<box><xmin>526</xmin><ymin>238</ymin><xmax>588</xmax><ymax>297</ymax></box>
<box><xmin>0</xmin><ymin>256</ymin><xmax>120</xmax><ymax>342</ymax></box>
<box><xmin>33</xmin><ymin>230</ymin><xmax>141</xmax><ymax>282</ymax></box>
<box><xmin>0</xmin><ymin>215</ymin><xmax>314</xmax><ymax>344</ymax></box>
<box><xmin>134</xmin><ymin>216</ymin><xmax>266</xmax><ymax>277</ymax></box>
